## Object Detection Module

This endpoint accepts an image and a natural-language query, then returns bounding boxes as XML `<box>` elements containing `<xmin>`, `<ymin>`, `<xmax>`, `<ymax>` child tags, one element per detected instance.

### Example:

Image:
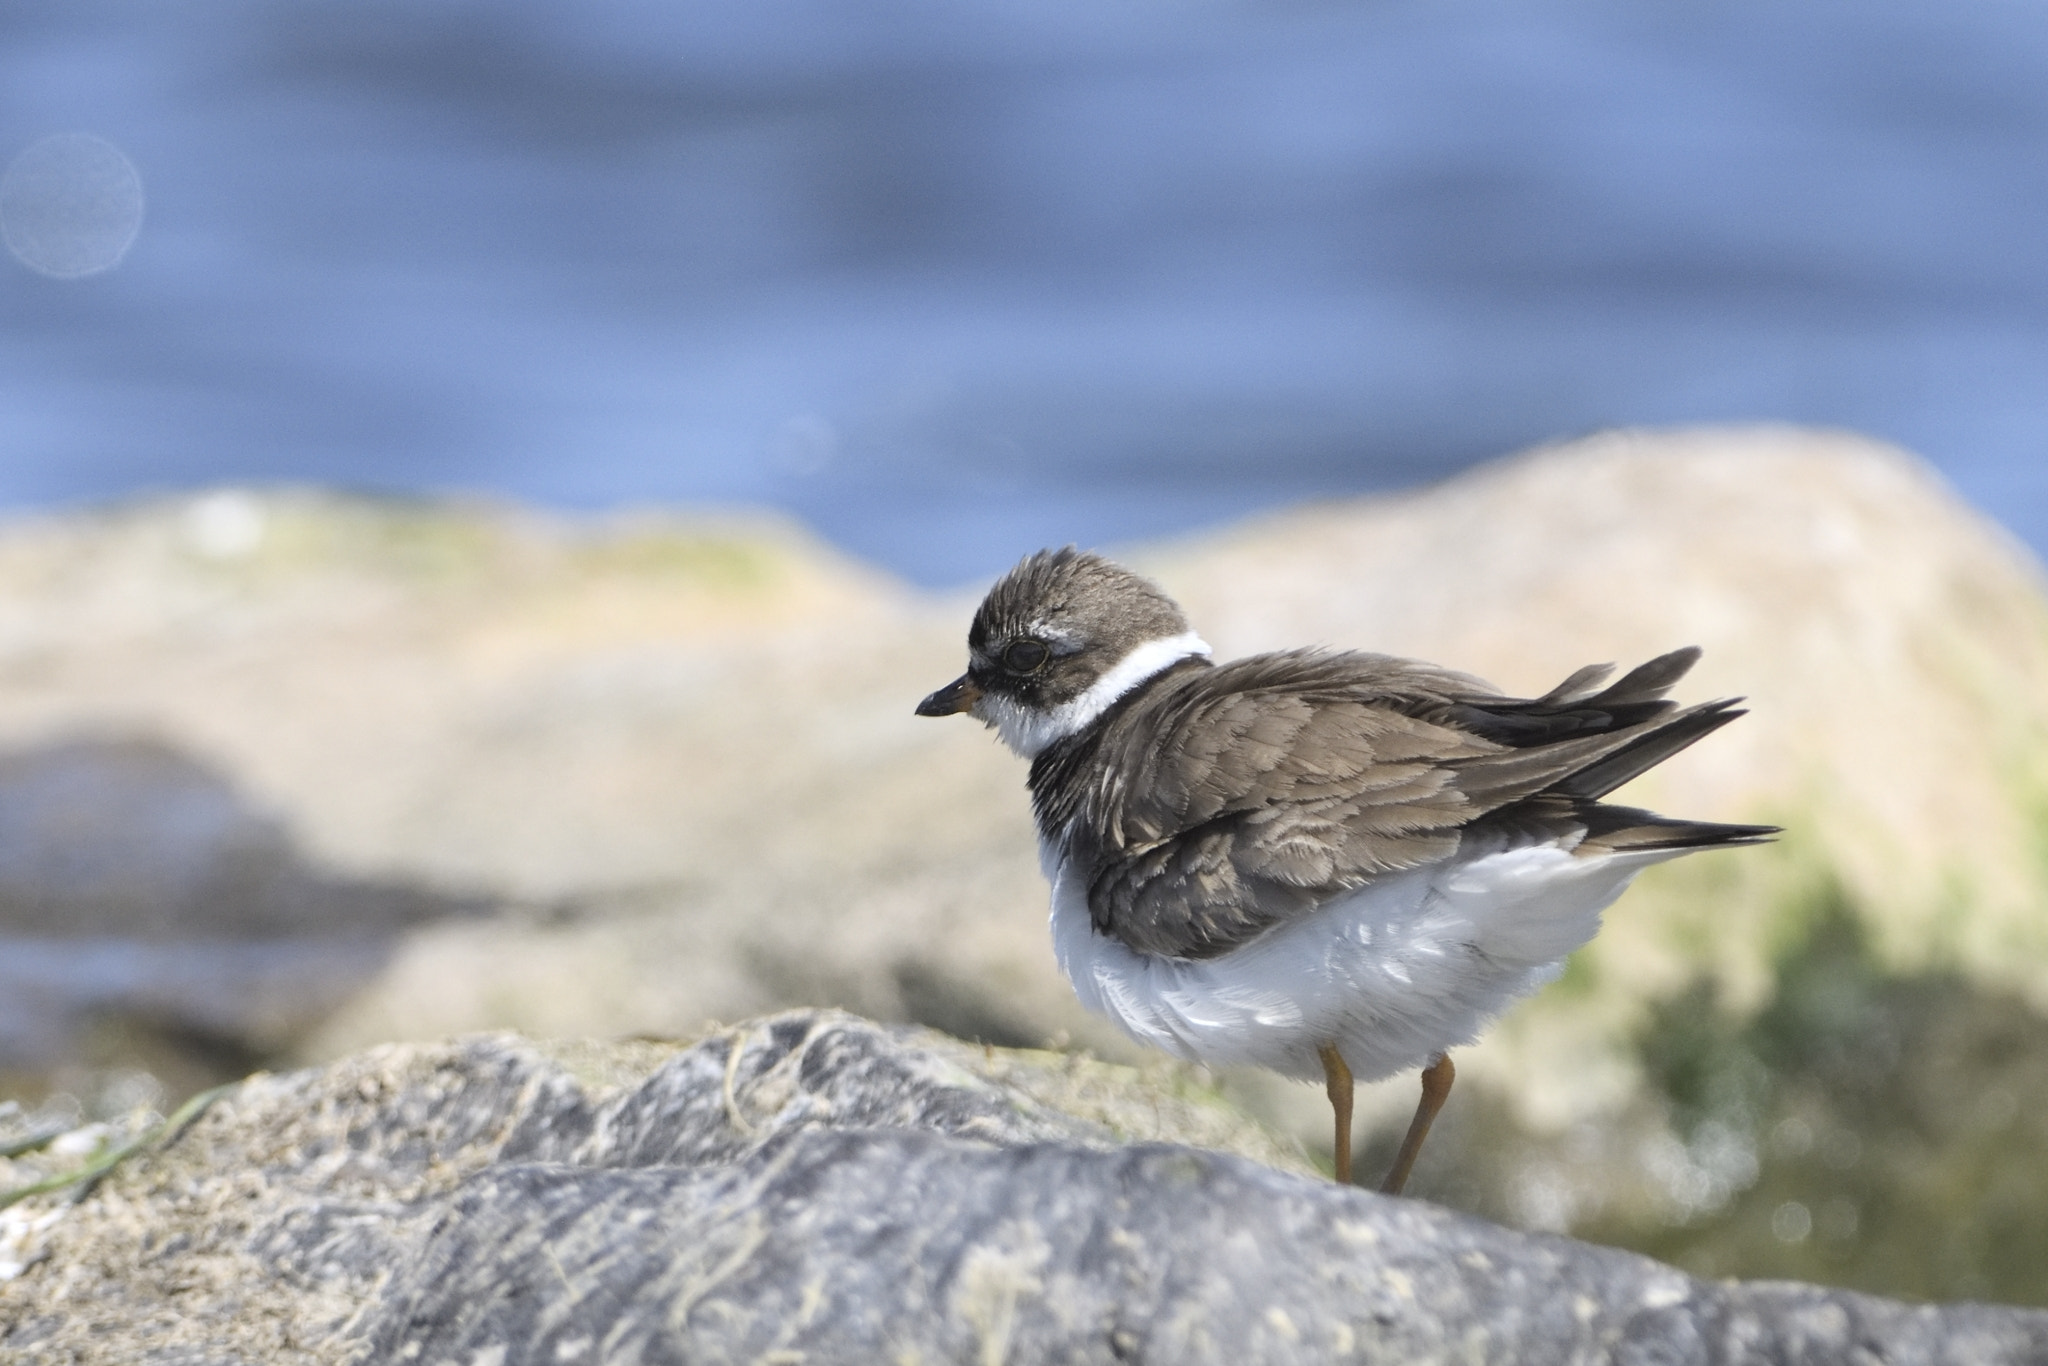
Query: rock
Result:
<box><xmin>0</xmin><ymin>736</ymin><xmax>478</xmax><ymax>941</ymax></box>
<box><xmin>2</xmin><ymin>1014</ymin><xmax>2041</xmax><ymax>1364</ymax></box>
<box><xmin>378</xmin><ymin>1143</ymin><xmax>2041</xmax><ymax>1366</ymax></box>
<box><xmin>0</xmin><ymin>736</ymin><xmax>487</xmax><ymax>1076</ymax></box>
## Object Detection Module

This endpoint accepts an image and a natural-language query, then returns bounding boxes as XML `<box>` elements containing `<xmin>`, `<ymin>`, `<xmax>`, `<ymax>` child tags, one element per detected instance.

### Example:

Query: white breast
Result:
<box><xmin>1045</xmin><ymin>836</ymin><xmax>1681</xmax><ymax>1083</ymax></box>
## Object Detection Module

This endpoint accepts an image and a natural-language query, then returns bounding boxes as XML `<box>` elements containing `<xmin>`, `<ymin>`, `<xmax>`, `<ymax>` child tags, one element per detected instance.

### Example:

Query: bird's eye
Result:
<box><xmin>1002</xmin><ymin>639</ymin><xmax>1050</xmax><ymax>674</ymax></box>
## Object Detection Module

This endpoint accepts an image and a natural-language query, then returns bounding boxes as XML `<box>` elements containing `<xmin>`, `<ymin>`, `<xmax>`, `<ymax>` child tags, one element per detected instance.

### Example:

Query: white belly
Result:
<box><xmin>1046</xmin><ymin>839</ymin><xmax>1676</xmax><ymax>1082</ymax></box>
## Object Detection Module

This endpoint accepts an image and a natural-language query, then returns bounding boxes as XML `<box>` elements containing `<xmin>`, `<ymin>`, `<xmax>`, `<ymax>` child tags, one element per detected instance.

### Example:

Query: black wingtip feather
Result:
<box><xmin>1555</xmin><ymin>696</ymin><xmax>1746</xmax><ymax>800</ymax></box>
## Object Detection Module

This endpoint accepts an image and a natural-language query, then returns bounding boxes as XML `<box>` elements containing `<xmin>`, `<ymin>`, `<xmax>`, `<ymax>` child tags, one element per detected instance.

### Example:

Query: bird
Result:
<box><xmin>916</xmin><ymin>547</ymin><xmax>1776</xmax><ymax>1193</ymax></box>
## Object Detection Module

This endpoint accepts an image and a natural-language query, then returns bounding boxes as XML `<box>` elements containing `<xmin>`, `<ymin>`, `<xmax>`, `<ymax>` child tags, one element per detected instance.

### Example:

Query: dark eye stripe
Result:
<box><xmin>1003</xmin><ymin>639</ymin><xmax>1050</xmax><ymax>673</ymax></box>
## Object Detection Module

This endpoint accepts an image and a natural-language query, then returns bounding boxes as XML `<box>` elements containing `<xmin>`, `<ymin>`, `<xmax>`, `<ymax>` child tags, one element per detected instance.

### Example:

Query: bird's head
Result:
<box><xmin>916</xmin><ymin>547</ymin><xmax>1211</xmax><ymax>757</ymax></box>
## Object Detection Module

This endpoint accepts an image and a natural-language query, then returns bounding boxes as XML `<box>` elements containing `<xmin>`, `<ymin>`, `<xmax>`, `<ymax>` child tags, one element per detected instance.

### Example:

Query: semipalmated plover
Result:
<box><xmin>918</xmin><ymin>547</ymin><xmax>1774</xmax><ymax>1192</ymax></box>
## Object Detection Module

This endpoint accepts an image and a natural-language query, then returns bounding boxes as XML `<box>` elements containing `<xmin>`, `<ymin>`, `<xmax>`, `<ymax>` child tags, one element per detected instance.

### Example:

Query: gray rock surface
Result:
<box><xmin>4</xmin><ymin>1011</ymin><xmax>2042</xmax><ymax>1364</ymax></box>
<box><xmin>377</xmin><ymin>1138</ymin><xmax>2041</xmax><ymax>1366</ymax></box>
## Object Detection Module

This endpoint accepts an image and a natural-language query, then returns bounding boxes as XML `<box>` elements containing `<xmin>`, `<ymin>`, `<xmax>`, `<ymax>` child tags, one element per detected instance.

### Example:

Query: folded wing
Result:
<box><xmin>1065</xmin><ymin>647</ymin><xmax>1772</xmax><ymax>959</ymax></box>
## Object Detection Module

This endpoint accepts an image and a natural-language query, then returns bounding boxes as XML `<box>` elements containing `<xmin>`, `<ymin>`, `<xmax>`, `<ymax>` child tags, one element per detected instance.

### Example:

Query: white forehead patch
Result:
<box><xmin>977</xmin><ymin>630</ymin><xmax>1211</xmax><ymax>758</ymax></box>
<box><xmin>1028</xmin><ymin>620</ymin><xmax>1083</xmax><ymax>650</ymax></box>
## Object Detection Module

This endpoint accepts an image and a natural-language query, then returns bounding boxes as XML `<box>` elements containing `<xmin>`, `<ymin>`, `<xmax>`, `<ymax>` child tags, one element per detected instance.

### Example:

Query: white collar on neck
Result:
<box><xmin>983</xmin><ymin>630</ymin><xmax>1211</xmax><ymax>758</ymax></box>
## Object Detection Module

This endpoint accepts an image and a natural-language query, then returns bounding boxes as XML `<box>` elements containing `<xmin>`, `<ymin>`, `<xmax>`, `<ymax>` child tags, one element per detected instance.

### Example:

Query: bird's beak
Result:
<box><xmin>915</xmin><ymin>674</ymin><xmax>982</xmax><ymax>717</ymax></box>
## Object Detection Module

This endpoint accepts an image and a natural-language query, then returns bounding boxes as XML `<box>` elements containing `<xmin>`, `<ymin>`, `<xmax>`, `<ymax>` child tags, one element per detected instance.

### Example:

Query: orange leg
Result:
<box><xmin>1317</xmin><ymin>1043</ymin><xmax>1355</xmax><ymax>1184</ymax></box>
<box><xmin>1379</xmin><ymin>1053</ymin><xmax>1456</xmax><ymax>1196</ymax></box>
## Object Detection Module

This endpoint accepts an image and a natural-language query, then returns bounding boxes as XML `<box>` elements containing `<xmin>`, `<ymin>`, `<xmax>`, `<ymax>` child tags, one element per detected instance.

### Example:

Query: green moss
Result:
<box><xmin>1592</xmin><ymin>886</ymin><xmax>2048</xmax><ymax>1305</ymax></box>
<box><xmin>1616</xmin><ymin>818</ymin><xmax>1835</xmax><ymax>980</ymax></box>
<box><xmin>570</xmin><ymin>531</ymin><xmax>783</xmax><ymax>588</ymax></box>
<box><xmin>1396</xmin><ymin>875</ymin><xmax>2048</xmax><ymax>1307</ymax></box>
<box><xmin>175</xmin><ymin>494</ymin><xmax>514</xmax><ymax>584</ymax></box>
<box><xmin>167</xmin><ymin>493</ymin><xmax>794</xmax><ymax>594</ymax></box>
<box><xmin>1548</xmin><ymin>948</ymin><xmax>1601</xmax><ymax>1001</ymax></box>
<box><xmin>2026</xmin><ymin>784</ymin><xmax>2048</xmax><ymax>903</ymax></box>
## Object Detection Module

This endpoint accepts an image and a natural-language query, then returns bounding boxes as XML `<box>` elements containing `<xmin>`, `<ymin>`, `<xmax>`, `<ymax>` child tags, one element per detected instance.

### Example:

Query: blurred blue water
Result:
<box><xmin>2</xmin><ymin>0</ymin><xmax>2044</xmax><ymax>585</ymax></box>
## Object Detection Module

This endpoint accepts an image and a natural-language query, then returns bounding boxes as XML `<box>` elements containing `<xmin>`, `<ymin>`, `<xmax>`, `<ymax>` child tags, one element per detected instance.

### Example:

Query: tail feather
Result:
<box><xmin>1447</xmin><ymin>646</ymin><xmax>1706</xmax><ymax>746</ymax></box>
<box><xmin>1450</xmin><ymin>647</ymin><xmax>1775</xmax><ymax>862</ymax></box>
<box><xmin>1573</xmin><ymin>800</ymin><xmax>1780</xmax><ymax>854</ymax></box>
<box><xmin>1464</xmin><ymin>793</ymin><xmax>1778</xmax><ymax>860</ymax></box>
